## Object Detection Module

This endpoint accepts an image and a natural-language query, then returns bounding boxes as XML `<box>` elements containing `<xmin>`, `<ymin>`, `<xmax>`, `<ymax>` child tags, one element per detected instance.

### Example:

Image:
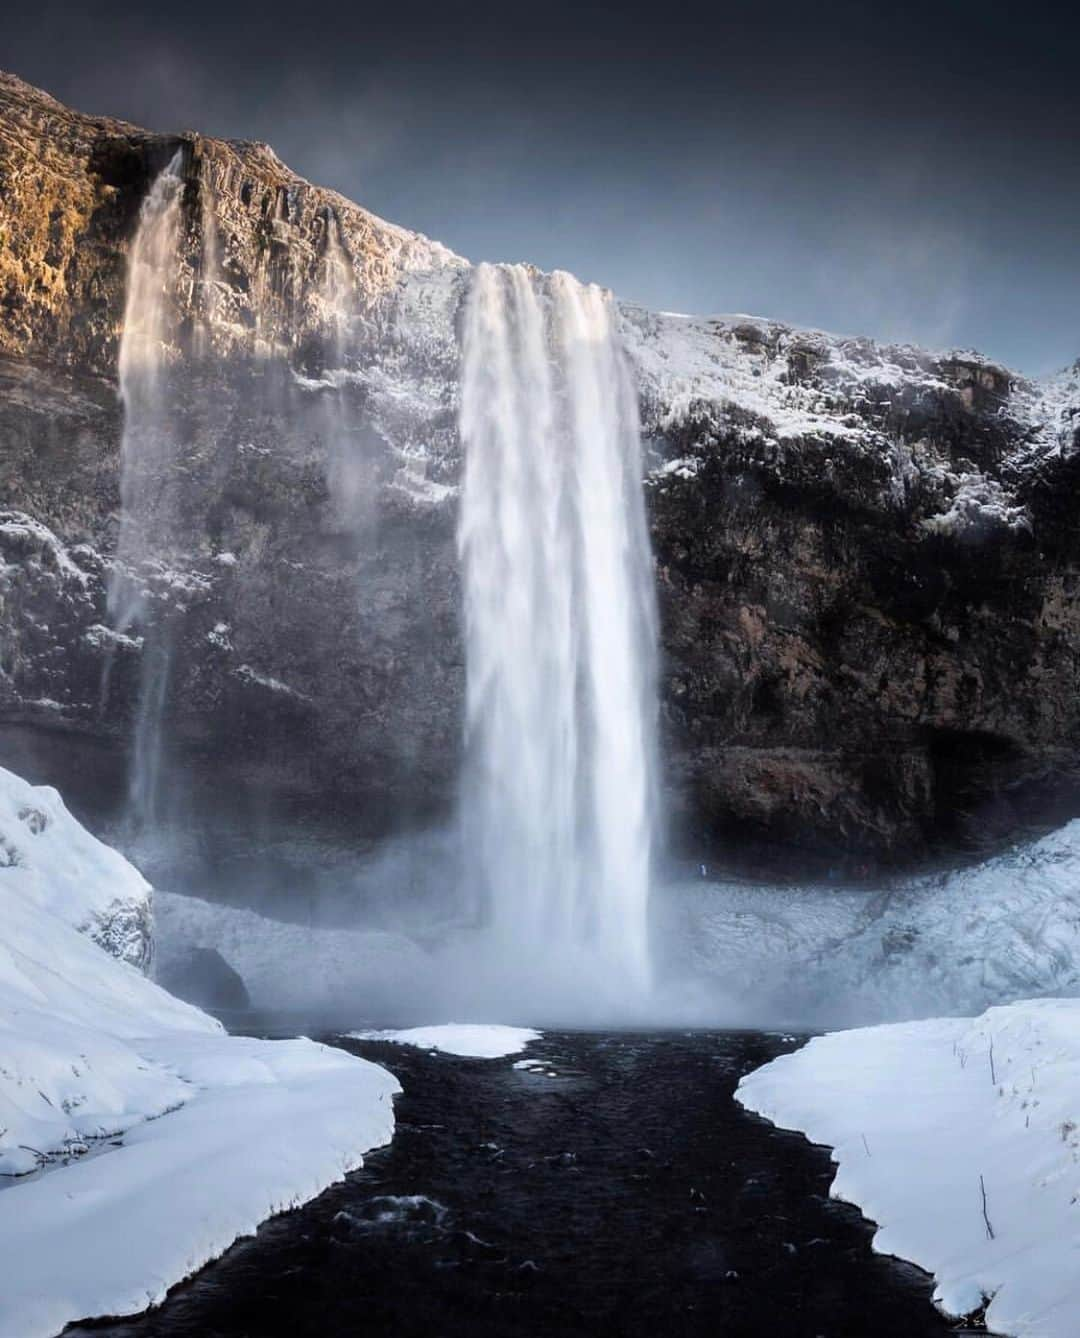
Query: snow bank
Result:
<box><xmin>349</xmin><ymin>1024</ymin><xmax>541</xmax><ymax>1058</ymax></box>
<box><xmin>0</xmin><ymin>761</ymin><xmax>152</xmax><ymax>967</ymax></box>
<box><xmin>0</xmin><ymin>766</ymin><xmax>399</xmax><ymax>1338</ymax></box>
<box><xmin>3</xmin><ymin>1032</ymin><xmax>398</xmax><ymax>1338</ymax></box>
<box><xmin>737</xmin><ymin>998</ymin><xmax>1080</xmax><ymax>1338</ymax></box>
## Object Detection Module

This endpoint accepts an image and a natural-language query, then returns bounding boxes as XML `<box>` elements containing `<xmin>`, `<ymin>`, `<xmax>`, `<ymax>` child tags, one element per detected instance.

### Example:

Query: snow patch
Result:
<box><xmin>234</xmin><ymin>662</ymin><xmax>308</xmax><ymax>699</ymax></box>
<box><xmin>0</xmin><ymin>511</ymin><xmax>90</xmax><ymax>586</ymax></box>
<box><xmin>348</xmin><ymin>1024</ymin><xmax>541</xmax><ymax>1059</ymax></box>
<box><xmin>620</xmin><ymin>305</ymin><xmax>948</xmax><ymax>446</ymax></box>
<box><xmin>921</xmin><ymin>473</ymin><xmax>1031</xmax><ymax>538</ymax></box>
<box><xmin>2</xmin><ymin>1029</ymin><xmax>398</xmax><ymax>1338</ymax></box>
<box><xmin>653</xmin><ymin>455</ymin><xmax>702</xmax><ymax>481</ymax></box>
<box><xmin>83</xmin><ymin>622</ymin><xmax>143</xmax><ymax>653</ymax></box>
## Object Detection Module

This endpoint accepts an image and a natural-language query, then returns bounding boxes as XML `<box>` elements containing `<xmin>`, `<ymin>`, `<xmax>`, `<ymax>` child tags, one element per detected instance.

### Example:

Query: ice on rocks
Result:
<box><xmin>668</xmin><ymin>817</ymin><xmax>1080</xmax><ymax>1027</ymax></box>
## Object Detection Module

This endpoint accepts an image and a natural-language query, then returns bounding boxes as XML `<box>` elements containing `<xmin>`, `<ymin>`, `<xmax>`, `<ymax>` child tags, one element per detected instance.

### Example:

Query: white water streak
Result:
<box><xmin>458</xmin><ymin>263</ymin><xmax>658</xmax><ymax>993</ymax></box>
<box><xmin>108</xmin><ymin>153</ymin><xmax>185</xmax><ymax>825</ymax></box>
<box><xmin>318</xmin><ymin>211</ymin><xmax>366</xmax><ymax>527</ymax></box>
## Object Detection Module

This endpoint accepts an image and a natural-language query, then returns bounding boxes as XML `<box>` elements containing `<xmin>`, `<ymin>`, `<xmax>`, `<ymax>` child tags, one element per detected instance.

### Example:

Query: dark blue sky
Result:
<box><xmin>4</xmin><ymin>0</ymin><xmax>1078</xmax><ymax>372</ymax></box>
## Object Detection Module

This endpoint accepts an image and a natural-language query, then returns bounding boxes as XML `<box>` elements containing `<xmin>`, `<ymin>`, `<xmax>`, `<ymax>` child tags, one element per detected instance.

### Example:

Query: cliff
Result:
<box><xmin>1</xmin><ymin>71</ymin><xmax>1079</xmax><ymax>865</ymax></box>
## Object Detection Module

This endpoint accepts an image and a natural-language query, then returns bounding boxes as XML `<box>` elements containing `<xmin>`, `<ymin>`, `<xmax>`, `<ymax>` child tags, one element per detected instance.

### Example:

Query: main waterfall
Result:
<box><xmin>458</xmin><ymin>263</ymin><xmax>658</xmax><ymax>995</ymax></box>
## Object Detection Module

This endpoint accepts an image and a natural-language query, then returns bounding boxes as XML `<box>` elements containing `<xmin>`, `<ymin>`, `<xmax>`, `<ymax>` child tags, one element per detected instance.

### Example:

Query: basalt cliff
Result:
<box><xmin>2</xmin><ymin>71</ymin><xmax>1079</xmax><ymax>867</ymax></box>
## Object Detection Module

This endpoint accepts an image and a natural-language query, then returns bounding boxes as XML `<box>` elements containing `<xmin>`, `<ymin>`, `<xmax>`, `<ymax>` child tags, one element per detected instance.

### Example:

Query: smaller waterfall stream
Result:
<box><xmin>107</xmin><ymin>152</ymin><xmax>185</xmax><ymax>826</ymax></box>
<box><xmin>317</xmin><ymin>210</ymin><xmax>366</xmax><ymax>528</ymax></box>
<box><xmin>458</xmin><ymin>263</ymin><xmax>658</xmax><ymax>999</ymax></box>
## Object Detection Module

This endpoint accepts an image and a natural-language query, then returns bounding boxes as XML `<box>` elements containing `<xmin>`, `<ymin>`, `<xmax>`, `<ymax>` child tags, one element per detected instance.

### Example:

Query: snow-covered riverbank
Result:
<box><xmin>0</xmin><ymin>765</ymin><xmax>398</xmax><ymax>1338</ymax></box>
<box><xmin>738</xmin><ymin>998</ymin><xmax>1080</xmax><ymax>1338</ymax></box>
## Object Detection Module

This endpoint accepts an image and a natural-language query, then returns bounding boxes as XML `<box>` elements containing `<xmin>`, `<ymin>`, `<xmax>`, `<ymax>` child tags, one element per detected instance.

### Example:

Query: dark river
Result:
<box><xmin>67</xmin><ymin>1031</ymin><xmax>986</xmax><ymax>1338</ymax></box>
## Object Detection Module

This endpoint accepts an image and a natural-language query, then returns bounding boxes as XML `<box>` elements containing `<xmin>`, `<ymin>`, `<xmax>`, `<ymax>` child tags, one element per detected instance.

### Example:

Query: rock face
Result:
<box><xmin>628</xmin><ymin>311</ymin><xmax>1080</xmax><ymax>860</ymax></box>
<box><xmin>1</xmin><ymin>71</ymin><xmax>1079</xmax><ymax>866</ymax></box>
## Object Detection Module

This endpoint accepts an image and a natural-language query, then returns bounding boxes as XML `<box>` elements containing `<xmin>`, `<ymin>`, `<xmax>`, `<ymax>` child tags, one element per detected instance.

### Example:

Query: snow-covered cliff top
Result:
<box><xmin>622</xmin><ymin>303</ymin><xmax>1079</xmax><ymax>460</ymax></box>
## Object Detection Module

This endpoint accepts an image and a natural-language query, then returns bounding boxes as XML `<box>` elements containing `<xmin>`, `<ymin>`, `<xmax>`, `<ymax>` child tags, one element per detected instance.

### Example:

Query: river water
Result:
<box><xmin>68</xmin><ymin>1030</ymin><xmax>984</xmax><ymax>1338</ymax></box>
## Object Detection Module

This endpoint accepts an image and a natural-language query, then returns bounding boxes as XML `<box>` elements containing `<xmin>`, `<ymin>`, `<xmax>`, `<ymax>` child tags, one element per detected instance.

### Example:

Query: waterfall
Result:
<box><xmin>194</xmin><ymin>173</ymin><xmax>222</xmax><ymax>356</ymax></box>
<box><xmin>319</xmin><ymin>209</ymin><xmax>352</xmax><ymax>353</ymax></box>
<box><xmin>317</xmin><ymin>210</ymin><xmax>365</xmax><ymax>528</ymax></box>
<box><xmin>107</xmin><ymin>152</ymin><xmax>185</xmax><ymax>827</ymax></box>
<box><xmin>458</xmin><ymin>263</ymin><xmax>658</xmax><ymax>995</ymax></box>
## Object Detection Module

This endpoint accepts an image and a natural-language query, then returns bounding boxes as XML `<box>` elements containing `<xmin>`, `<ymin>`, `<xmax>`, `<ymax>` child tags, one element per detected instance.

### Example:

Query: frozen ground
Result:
<box><xmin>0</xmin><ymin>765</ymin><xmax>399</xmax><ymax>1338</ymax></box>
<box><xmin>738</xmin><ymin>997</ymin><xmax>1080</xmax><ymax>1338</ymax></box>
<box><xmin>347</xmin><ymin>1024</ymin><xmax>541</xmax><ymax>1058</ymax></box>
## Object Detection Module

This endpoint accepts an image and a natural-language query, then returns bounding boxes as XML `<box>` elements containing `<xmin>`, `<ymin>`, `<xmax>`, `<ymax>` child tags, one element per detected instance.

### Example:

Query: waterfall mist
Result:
<box><xmin>456</xmin><ymin>263</ymin><xmax>659</xmax><ymax>1011</ymax></box>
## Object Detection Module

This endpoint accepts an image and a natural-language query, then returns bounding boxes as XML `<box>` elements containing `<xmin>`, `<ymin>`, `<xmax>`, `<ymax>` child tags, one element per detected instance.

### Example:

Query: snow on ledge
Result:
<box><xmin>348</xmin><ymin>1024</ymin><xmax>542</xmax><ymax>1059</ymax></box>
<box><xmin>736</xmin><ymin>998</ymin><xmax>1080</xmax><ymax>1338</ymax></box>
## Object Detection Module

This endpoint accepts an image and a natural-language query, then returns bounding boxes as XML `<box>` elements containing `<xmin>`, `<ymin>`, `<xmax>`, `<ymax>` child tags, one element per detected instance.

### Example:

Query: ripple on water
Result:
<box><xmin>334</xmin><ymin>1194</ymin><xmax>450</xmax><ymax>1235</ymax></box>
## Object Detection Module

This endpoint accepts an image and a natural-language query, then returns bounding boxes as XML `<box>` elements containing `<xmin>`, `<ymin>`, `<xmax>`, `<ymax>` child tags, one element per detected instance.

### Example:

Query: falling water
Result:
<box><xmin>317</xmin><ymin>210</ymin><xmax>365</xmax><ymax>527</ymax></box>
<box><xmin>458</xmin><ymin>263</ymin><xmax>658</xmax><ymax>995</ymax></box>
<box><xmin>194</xmin><ymin>172</ymin><xmax>222</xmax><ymax>357</ymax></box>
<box><xmin>319</xmin><ymin>209</ymin><xmax>352</xmax><ymax>353</ymax></box>
<box><xmin>107</xmin><ymin>152</ymin><xmax>185</xmax><ymax>826</ymax></box>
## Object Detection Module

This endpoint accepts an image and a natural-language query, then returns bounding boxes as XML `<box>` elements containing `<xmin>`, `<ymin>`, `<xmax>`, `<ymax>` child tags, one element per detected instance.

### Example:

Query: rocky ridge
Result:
<box><xmin>1</xmin><ymin>70</ymin><xmax>1079</xmax><ymax>864</ymax></box>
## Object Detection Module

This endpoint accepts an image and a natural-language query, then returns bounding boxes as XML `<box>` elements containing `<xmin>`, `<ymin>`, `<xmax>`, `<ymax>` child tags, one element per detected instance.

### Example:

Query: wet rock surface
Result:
<box><xmin>2</xmin><ymin>70</ymin><xmax>1079</xmax><ymax>865</ymax></box>
<box><xmin>66</xmin><ymin>1031</ymin><xmax>979</xmax><ymax>1338</ymax></box>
